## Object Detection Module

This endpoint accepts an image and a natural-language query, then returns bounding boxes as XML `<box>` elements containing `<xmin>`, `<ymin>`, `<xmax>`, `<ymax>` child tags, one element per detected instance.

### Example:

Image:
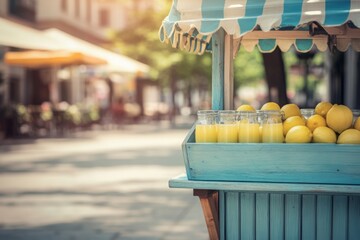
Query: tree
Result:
<box><xmin>262</xmin><ymin>47</ymin><xmax>289</xmax><ymax>105</ymax></box>
<box><xmin>111</xmin><ymin>0</ymin><xmax>212</xmax><ymax>118</ymax></box>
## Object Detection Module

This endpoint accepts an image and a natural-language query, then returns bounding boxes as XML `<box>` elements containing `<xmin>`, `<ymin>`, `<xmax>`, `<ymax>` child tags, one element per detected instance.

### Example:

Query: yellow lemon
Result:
<box><xmin>283</xmin><ymin>116</ymin><xmax>306</xmax><ymax>135</ymax></box>
<box><xmin>312</xmin><ymin>126</ymin><xmax>337</xmax><ymax>143</ymax></box>
<box><xmin>354</xmin><ymin>117</ymin><xmax>360</xmax><ymax>131</ymax></box>
<box><xmin>326</xmin><ymin>104</ymin><xmax>353</xmax><ymax>133</ymax></box>
<box><xmin>285</xmin><ymin>125</ymin><xmax>312</xmax><ymax>143</ymax></box>
<box><xmin>260</xmin><ymin>102</ymin><xmax>280</xmax><ymax>111</ymax></box>
<box><xmin>306</xmin><ymin>114</ymin><xmax>326</xmax><ymax>132</ymax></box>
<box><xmin>281</xmin><ymin>103</ymin><xmax>301</xmax><ymax>120</ymax></box>
<box><xmin>236</xmin><ymin>104</ymin><xmax>256</xmax><ymax>112</ymax></box>
<box><xmin>337</xmin><ymin>129</ymin><xmax>360</xmax><ymax>144</ymax></box>
<box><xmin>315</xmin><ymin>102</ymin><xmax>333</xmax><ymax>117</ymax></box>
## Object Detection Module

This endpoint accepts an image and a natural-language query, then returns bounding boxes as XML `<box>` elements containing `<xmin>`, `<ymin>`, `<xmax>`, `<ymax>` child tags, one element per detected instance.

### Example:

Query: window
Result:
<box><xmin>86</xmin><ymin>0</ymin><xmax>91</xmax><ymax>23</ymax></box>
<box><xmin>8</xmin><ymin>0</ymin><xmax>36</xmax><ymax>22</ymax></box>
<box><xmin>99</xmin><ymin>8</ymin><xmax>109</xmax><ymax>27</ymax></box>
<box><xmin>61</xmin><ymin>0</ymin><xmax>67</xmax><ymax>12</ymax></box>
<box><xmin>74</xmin><ymin>0</ymin><xmax>80</xmax><ymax>18</ymax></box>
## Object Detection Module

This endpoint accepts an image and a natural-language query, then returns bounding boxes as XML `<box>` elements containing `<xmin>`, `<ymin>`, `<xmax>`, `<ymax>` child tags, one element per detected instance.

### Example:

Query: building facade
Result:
<box><xmin>0</xmin><ymin>0</ymin><xmax>155</xmax><ymax>45</ymax></box>
<box><xmin>0</xmin><ymin>0</ymin><xmax>155</xmax><ymax>138</ymax></box>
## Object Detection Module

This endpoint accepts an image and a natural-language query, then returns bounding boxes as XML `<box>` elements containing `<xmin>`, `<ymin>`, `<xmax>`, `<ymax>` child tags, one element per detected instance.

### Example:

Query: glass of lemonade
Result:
<box><xmin>238</xmin><ymin>111</ymin><xmax>261</xmax><ymax>143</ymax></box>
<box><xmin>195</xmin><ymin>110</ymin><xmax>218</xmax><ymax>143</ymax></box>
<box><xmin>300</xmin><ymin>108</ymin><xmax>315</xmax><ymax>120</ymax></box>
<box><xmin>352</xmin><ymin>109</ymin><xmax>360</xmax><ymax>125</ymax></box>
<box><xmin>217</xmin><ymin>110</ymin><xmax>238</xmax><ymax>143</ymax></box>
<box><xmin>261</xmin><ymin>110</ymin><xmax>284</xmax><ymax>143</ymax></box>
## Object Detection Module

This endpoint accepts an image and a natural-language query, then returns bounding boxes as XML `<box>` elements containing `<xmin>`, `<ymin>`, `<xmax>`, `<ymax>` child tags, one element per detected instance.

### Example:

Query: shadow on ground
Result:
<box><xmin>0</xmin><ymin>126</ymin><xmax>207</xmax><ymax>240</ymax></box>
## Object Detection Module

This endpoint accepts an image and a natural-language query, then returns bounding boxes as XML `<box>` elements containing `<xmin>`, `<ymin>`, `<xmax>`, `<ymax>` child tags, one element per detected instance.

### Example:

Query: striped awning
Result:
<box><xmin>159</xmin><ymin>0</ymin><xmax>360</xmax><ymax>54</ymax></box>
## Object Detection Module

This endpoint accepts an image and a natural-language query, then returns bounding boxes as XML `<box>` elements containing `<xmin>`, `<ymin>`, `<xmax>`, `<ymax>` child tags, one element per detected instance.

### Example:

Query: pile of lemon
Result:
<box><xmin>237</xmin><ymin>102</ymin><xmax>360</xmax><ymax>144</ymax></box>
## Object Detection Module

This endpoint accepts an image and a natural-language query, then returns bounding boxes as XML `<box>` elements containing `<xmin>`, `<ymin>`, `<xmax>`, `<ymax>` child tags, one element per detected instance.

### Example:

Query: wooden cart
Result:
<box><xmin>160</xmin><ymin>1</ymin><xmax>360</xmax><ymax>239</ymax></box>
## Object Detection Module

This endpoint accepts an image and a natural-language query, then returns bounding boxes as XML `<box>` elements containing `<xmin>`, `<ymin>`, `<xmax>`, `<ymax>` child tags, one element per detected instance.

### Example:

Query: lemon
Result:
<box><xmin>306</xmin><ymin>114</ymin><xmax>326</xmax><ymax>132</ymax></box>
<box><xmin>355</xmin><ymin>117</ymin><xmax>360</xmax><ymax>131</ymax></box>
<box><xmin>285</xmin><ymin>125</ymin><xmax>312</xmax><ymax>143</ymax></box>
<box><xmin>326</xmin><ymin>104</ymin><xmax>353</xmax><ymax>133</ymax></box>
<box><xmin>315</xmin><ymin>102</ymin><xmax>333</xmax><ymax>117</ymax></box>
<box><xmin>281</xmin><ymin>103</ymin><xmax>301</xmax><ymax>120</ymax></box>
<box><xmin>312</xmin><ymin>126</ymin><xmax>337</xmax><ymax>143</ymax></box>
<box><xmin>236</xmin><ymin>104</ymin><xmax>256</xmax><ymax>112</ymax></box>
<box><xmin>260</xmin><ymin>102</ymin><xmax>280</xmax><ymax>111</ymax></box>
<box><xmin>283</xmin><ymin>116</ymin><xmax>306</xmax><ymax>135</ymax></box>
<box><xmin>337</xmin><ymin>129</ymin><xmax>360</xmax><ymax>144</ymax></box>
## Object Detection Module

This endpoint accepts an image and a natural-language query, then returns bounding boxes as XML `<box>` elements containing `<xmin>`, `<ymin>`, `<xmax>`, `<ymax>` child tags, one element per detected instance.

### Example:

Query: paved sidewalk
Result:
<box><xmin>0</xmin><ymin>122</ymin><xmax>208</xmax><ymax>240</ymax></box>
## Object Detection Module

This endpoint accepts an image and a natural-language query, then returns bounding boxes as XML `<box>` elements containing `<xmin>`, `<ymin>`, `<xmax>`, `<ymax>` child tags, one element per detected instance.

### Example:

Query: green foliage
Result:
<box><xmin>234</xmin><ymin>47</ymin><xmax>264</xmax><ymax>88</ymax></box>
<box><xmin>111</xmin><ymin>1</ymin><xmax>322</xmax><ymax>94</ymax></box>
<box><xmin>108</xmin><ymin>0</ymin><xmax>210</xmax><ymax>92</ymax></box>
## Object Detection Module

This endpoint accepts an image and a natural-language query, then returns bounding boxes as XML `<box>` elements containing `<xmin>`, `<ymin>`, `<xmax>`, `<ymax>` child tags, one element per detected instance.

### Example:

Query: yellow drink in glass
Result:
<box><xmin>195</xmin><ymin>124</ymin><xmax>217</xmax><ymax>143</ymax></box>
<box><xmin>217</xmin><ymin>110</ymin><xmax>237</xmax><ymax>143</ymax></box>
<box><xmin>239</xmin><ymin>122</ymin><xmax>261</xmax><ymax>143</ymax></box>
<box><xmin>262</xmin><ymin>123</ymin><xmax>284</xmax><ymax>143</ymax></box>
<box><xmin>196</xmin><ymin>110</ymin><xmax>218</xmax><ymax>143</ymax></box>
<box><xmin>217</xmin><ymin>124</ymin><xmax>238</xmax><ymax>143</ymax></box>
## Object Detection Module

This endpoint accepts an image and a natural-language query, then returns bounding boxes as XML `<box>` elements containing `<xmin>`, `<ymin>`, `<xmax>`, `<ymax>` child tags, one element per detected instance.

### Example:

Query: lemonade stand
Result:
<box><xmin>159</xmin><ymin>1</ymin><xmax>360</xmax><ymax>239</ymax></box>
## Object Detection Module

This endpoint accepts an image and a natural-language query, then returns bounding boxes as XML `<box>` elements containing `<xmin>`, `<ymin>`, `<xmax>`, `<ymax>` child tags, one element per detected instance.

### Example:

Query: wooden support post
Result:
<box><xmin>194</xmin><ymin>189</ymin><xmax>220</xmax><ymax>240</ymax></box>
<box><xmin>224</xmin><ymin>34</ymin><xmax>234</xmax><ymax>110</ymax></box>
<box><xmin>212</xmin><ymin>29</ymin><xmax>225</xmax><ymax>111</ymax></box>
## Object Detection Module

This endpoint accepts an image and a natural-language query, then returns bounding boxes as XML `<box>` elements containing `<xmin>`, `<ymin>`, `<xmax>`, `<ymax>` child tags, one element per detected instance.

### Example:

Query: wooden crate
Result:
<box><xmin>182</xmin><ymin>125</ymin><xmax>360</xmax><ymax>185</ymax></box>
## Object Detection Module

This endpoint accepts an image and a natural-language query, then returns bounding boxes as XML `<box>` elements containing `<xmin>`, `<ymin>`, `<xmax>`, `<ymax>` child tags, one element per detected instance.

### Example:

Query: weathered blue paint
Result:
<box><xmin>169</xmin><ymin>174</ymin><xmax>360</xmax><ymax>194</ymax></box>
<box><xmin>333</xmin><ymin>196</ymin><xmax>348</xmax><ymax>239</ymax></box>
<box><xmin>240</xmin><ymin>193</ymin><xmax>255</xmax><ymax>239</ymax></box>
<box><xmin>219</xmin><ymin>191</ymin><xmax>226</xmax><ymax>240</ymax></box>
<box><xmin>221</xmin><ymin>192</ymin><xmax>360</xmax><ymax>240</ymax></box>
<box><xmin>182</xmin><ymin>125</ymin><xmax>360</xmax><ymax>185</ymax></box>
<box><xmin>255</xmin><ymin>193</ymin><xmax>269</xmax><ymax>240</ymax></box>
<box><xmin>225</xmin><ymin>192</ymin><xmax>239</xmax><ymax>240</ymax></box>
<box><xmin>301</xmin><ymin>195</ymin><xmax>316</xmax><ymax>240</ymax></box>
<box><xmin>211</xmin><ymin>30</ymin><xmax>224</xmax><ymax>110</ymax></box>
<box><xmin>270</xmin><ymin>194</ymin><xmax>284</xmax><ymax>240</ymax></box>
<box><xmin>285</xmin><ymin>194</ymin><xmax>301</xmax><ymax>240</ymax></box>
<box><xmin>348</xmin><ymin>196</ymin><xmax>360</xmax><ymax>240</ymax></box>
<box><xmin>316</xmin><ymin>195</ymin><xmax>332</xmax><ymax>240</ymax></box>
<box><xmin>169</xmin><ymin>176</ymin><xmax>360</xmax><ymax>239</ymax></box>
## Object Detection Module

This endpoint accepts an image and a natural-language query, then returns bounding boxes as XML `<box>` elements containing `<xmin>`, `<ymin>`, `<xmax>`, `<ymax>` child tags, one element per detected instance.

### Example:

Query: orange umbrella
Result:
<box><xmin>4</xmin><ymin>50</ymin><xmax>107</xmax><ymax>67</ymax></box>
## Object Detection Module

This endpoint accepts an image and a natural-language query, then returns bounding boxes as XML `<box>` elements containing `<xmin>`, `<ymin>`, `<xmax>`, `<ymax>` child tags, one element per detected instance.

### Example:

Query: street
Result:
<box><xmin>0</xmin><ymin>122</ymin><xmax>208</xmax><ymax>240</ymax></box>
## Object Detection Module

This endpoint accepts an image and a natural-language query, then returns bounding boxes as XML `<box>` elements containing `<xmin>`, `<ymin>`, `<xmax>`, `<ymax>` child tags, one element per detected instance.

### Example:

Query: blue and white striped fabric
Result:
<box><xmin>159</xmin><ymin>0</ymin><xmax>360</xmax><ymax>54</ymax></box>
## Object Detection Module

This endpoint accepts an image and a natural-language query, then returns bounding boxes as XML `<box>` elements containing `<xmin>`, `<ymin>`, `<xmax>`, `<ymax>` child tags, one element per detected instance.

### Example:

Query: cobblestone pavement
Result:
<box><xmin>0</xmin><ymin>122</ymin><xmax>208</xmax><ymax>240</ymax></box>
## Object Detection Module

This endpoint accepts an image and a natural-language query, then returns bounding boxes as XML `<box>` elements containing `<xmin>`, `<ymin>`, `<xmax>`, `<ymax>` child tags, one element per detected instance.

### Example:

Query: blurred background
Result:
<box><xmin>0</xmin><ymin>0</ymin><xmax>359</xmax><ymax>138</ymax></box>
<box><xmin>0</xmin><ymin>0</ymin><xmax>359</xmax><ymax>239</ymax></box>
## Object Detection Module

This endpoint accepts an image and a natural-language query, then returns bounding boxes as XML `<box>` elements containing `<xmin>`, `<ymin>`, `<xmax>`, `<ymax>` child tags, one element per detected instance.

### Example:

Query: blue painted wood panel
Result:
<box><xmin>221</xmin><ymin>191</ymin><xmax>360</xmax><ymax>240</ymax></box>
<box><xmin>182</xmin><ymin>126</ymin><xmax>360</xmax><ymax>184</ymax></box>
<box><xmin>169</xmin><ymin>174</ymin><xmax>360</xmax><ymax>194</ymax></box>
<box><xmin>270</xmin><ymin>194</ymin><xmax>284</xmax><ymax>240</ymax></box>
<box><xmin>333</xmin><ymin>196</ymin><xmax>348</xmax><ymax>239</ymax></box>
<box><xmin>225</xmin><ymin>192</ymin><xmax>240</xmax><ymax>240</ymax></box>
<box><xmin>211</xmin><ymin>29</ymin><xmax>224</xmax><ymax>111</ymax></box>
<box><xmin>285</xmin><ymin>194</ymin><xmax>301</xmax><ymax>240</ymax></box>
<box><xmin>240</xmin><ymin>193</ymin><xmax>255</xmax><ymax>240</ymax></box>
<box><xmin>348</xmin><ymin>196</ymin><xmax>360</xmax><ymax>240</ymax></box>
<box><xmin>301</xmin><ymin>195</ymin><xmax>316</xmax><ymax>240</ymax></box>
<box><xmin>316</xmin><ymin>195</ymin><xmax>332</xmax><ymax>240</ymax></box>
<box><xmin>256</xmin><ymin>193</ymin><xmax>269</xmax><ymax>240</ymax></box>
<box><xmin>220</xmin><ymin>191</ymin><xmax>226</xmax><ymax>240</ymax></box>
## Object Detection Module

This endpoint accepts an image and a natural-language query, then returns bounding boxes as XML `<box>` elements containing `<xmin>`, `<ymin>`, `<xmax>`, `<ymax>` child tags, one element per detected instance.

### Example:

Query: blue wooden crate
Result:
<box><xmin>182</xmin><ymin>124</ymin><xmax>360</xmax><ymax>185</ymax></box>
